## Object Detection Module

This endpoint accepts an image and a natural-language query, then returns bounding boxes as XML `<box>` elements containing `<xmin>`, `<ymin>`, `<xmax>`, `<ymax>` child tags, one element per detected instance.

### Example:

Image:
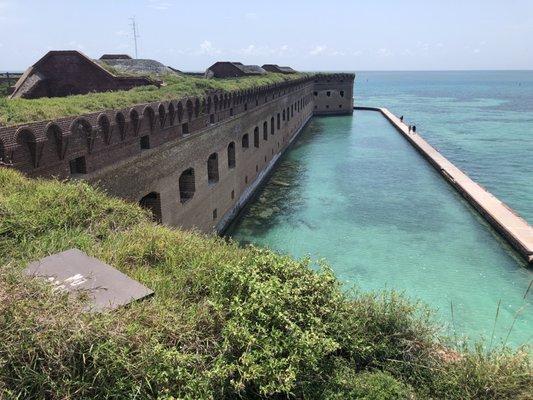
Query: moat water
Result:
<box><xmin>227</xmin><ymin>72</ymin><xmax>532</xmax><ymax>347</ymax></box>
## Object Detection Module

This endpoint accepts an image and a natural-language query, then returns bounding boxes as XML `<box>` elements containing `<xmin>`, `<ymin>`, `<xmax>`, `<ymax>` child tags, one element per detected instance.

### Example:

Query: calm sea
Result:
<box><xmin>226</xmin><ymin>71</ymin><xmax>532</xmax><ymax>347</ymax></box>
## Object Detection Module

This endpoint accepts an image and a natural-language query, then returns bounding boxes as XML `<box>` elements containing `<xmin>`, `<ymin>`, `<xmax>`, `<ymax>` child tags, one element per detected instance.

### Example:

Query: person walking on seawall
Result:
<box><xmin>413</xmin><ymin>125</ymin><xmax>417</xmax><ymax>133</ymax></box>
<box><xmin>408</xmin><ymin>125</ymin><xmax>411</xmax><ymax>132</ymax></box>
<box><xmin>400</xmin><ymin>115</ymin><xmax>404</xmax><ymax>122</ymax></box>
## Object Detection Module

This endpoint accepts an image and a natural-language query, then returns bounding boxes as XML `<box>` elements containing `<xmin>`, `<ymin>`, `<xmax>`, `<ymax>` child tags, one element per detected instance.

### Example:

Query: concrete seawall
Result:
<box><xmin>354</xmin><ymin>106</ymin><xmax>533</xmax><ymax>264</ymax></box>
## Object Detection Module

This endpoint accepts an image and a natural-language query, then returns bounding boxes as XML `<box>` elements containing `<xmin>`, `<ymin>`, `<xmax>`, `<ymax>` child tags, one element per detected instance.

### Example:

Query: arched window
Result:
<box><xmin>227</xmin><ymin>142</ymin><xmax>236</xmax><ymax>169</ymax></box>
<box><xmin>140</xmin><ymin>192</ymin><xmax>162</xmax><ymax>223</ymax></box>
<box><xmin>207</xmin><ymin>153</ymin><xmax>219</xmax><ymax>184</ymax></box>
<box><xmin>277</xmin><ymin>113</ymin><xmax>280</xmax><ymax>130</ymax></box>
<box><xmin>270</xmin><ymin>117</ymin><xmax>275</xmax><ymax>135</ymax></box>
<box><xmin>282</xmin><ymin>110</ymin><xmax>285</xmax><ymax>121</ymax></box>
<box><xmin>340</xmin><ymin>90</ymin><xmax>345</xmax><ymax>97</ymax></box>
<box><xmin>263</xmin><ymin>121</ymin><xmax>268</xmax><ymax>140</ymax></box>
<box><xmin>242</xmin><ymin>134</ymin><xmax>249</xmax><ymax>149</ymax></box>
<box><xmin>179</xmin><ymin>168</ymin><xmax>195</xmax><ymax>203</ymax></box>
<box><xmin>254</xmin><ymin>127</ymin><xmax>259</xmax><ymax>148</ymax></box>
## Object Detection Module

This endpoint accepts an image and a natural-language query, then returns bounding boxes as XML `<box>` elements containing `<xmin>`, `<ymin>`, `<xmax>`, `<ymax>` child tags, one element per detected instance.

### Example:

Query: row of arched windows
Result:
<box><xmin>176</xmin><ymin>94</ymin><xmax>311</xmax><ymax>204</ymax></box>
<box><xmin>139</xmin><ymin>92</ymin><xmax>313</xmax><ymax>222</ymax></box>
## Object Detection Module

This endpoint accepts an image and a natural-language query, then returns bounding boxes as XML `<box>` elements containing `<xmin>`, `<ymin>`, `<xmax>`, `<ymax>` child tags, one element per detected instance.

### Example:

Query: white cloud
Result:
<box><xmin>195</xmin><ymin>40</ymin><xmax>222</xmax><ymax>56</ymax></box>
<box><xmin>67</xmin><ymin>40</ymin><xmax>85</xmax><ymax>51</ymax></box>
<box><xmin>236</xmin><ymin>44</ymin><xmax>290</xmax><ymax>57</ymax></box>
<box><xmin>352</xmin><ymin>50</ymin><xmax>363</xmax><ymax>56</ymax></box>
<box><xmin>377</xmin><ymin>48</ymin><xmax>393</xmax><ymax>57</ymax></box>
<box><xmin>473</xmin><ymin>48</ymin><xmax>481</xmax><ymax>53</ymax></box>
<box><xmin>309</xmin><ymin>45</ymin><xmax>327</xmax><ymax>56</ymax></box>
<box><xmin>115</xmin><ymin>30</ymin><xmax>129</xmax><ymax>37</ymax></box>
<box><xmin>147</xmin><ymin>0</ymin><xmax>172</xmax><ymax>10</ymax></box>
<box><xmin>244</xmin><ymin>12</ymin><xmax>257</xmax><ymax>20</ymax></box>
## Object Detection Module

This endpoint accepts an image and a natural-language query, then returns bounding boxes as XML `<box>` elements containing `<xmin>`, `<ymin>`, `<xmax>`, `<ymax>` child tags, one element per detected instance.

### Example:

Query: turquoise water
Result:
<box><xmin>357</xmin><ymin>71</ymin><xmax>533</xmax><ymax>223</ymax></box>
<box><xmin>226</xmin><ymin>72</ymin><xmax>532</xmax><ymax>346</ymax></box>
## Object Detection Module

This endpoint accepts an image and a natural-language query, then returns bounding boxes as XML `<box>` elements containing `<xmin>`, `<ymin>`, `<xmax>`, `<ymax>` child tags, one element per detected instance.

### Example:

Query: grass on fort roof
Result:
<box><xmin>0</xmin><ymin>168</ymin><xmax>531</xmax><ymax>399</ymax></box>
<box><xmin>0</xmin><ymin>72</ymin><xmax>307</xmax><ymax>127</ymax></box>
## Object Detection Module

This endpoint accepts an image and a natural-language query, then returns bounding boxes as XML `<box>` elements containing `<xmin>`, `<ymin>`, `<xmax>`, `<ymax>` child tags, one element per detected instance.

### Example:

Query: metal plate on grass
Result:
<box><xmin>24</xmin><ymin>248</ymin><xmax>154</xmax><ymax>311</ymax></box>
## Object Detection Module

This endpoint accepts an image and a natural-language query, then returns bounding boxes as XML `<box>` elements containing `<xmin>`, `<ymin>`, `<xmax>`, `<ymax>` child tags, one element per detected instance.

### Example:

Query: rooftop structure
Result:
<box><xmin>262</xmin><ymin>64</ymin><xmax>297</xmax><ymax>74</ymax></box>
<box><xmin>205</xmin><ymin>61</ymin><xmax>267</xmax><ymax>78</ymax></box>
<box><xmin>97</xmin><ymin>54</ymin><xmax>178</xmax><ymax>76</ymax></box>
<box><xmin>100</xmin><ymin>54</ymin><xmax>132</xmax><ymax>60</ymax></box>
<box><xmin>10</xmin><ymin>50</ymin><xmax>158</xmax><ymax>99</ymax></box>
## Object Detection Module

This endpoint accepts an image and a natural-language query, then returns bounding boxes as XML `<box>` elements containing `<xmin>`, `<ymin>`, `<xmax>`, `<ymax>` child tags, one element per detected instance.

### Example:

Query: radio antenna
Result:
<box><xmin>130</xmin><ymin>17</ymin><xmax>140</xmax><ymax>58</ymax></box>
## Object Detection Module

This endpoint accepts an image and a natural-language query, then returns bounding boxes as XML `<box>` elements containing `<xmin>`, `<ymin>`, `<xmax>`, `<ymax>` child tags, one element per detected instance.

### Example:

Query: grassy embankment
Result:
<box><xmin>0</xmin><ymin>72</ymin><xmax>306</xmax><ymax>126</ymax></box>
<box><xmin>0</xmin><ymin>168</ymin><xmax>531</xmax><ymax>399</ymax></box>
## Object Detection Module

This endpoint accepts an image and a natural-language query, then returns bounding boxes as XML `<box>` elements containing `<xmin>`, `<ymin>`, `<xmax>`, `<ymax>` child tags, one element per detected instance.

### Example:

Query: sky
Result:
<box><xmin>0</xmin><ymin>0</ymin><xmax>532</xmax><ymax>72</ymax></box>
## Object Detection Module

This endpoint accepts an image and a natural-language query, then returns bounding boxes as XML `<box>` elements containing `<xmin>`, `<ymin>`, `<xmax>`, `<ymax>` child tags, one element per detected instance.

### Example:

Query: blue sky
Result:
<box><xmin>1</xmin><ymin>0</ymin><xmax>531</xmax><ymax>71</ymax></box>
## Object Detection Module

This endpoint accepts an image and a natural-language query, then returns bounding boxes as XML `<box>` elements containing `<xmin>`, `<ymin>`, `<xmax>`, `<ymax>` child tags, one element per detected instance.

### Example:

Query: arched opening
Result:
<box><xmin>263</xmin><ymin>121</ymin><xmax>268</xmax><ymax>141</ymax></box>
<box><xmin>186</xmin><ymin>100</ymin><xmax>194</xmax><ymax>121</ymax></box>
<box><xmin>143</xmin><ymin>107</ymin><xmax>155</xmax><ymax>131</ymax></box>
<box><xmin>194</xmin><ymin>98</ymin><xmax>200</xmax><ymax>118</ymax></box>
<box><xmin>168</xmin><ymin>102</ymin><xmax>176</xmax><ymax>125</ymax></box>
<box><xmin>277</xmin><ymin>113</ymin><xmax>280</xmax><ymax>129</ymax></box>
<box><xmin>282</xmin><ymin>109</ymin><xmax>285</xmax><ymax>121</ymax></box>
<box><xmin>254</xmin><ymin>127</ymin><xmax>259</xmax><ymax>148</ymax></box>
<box><xmin>45</xmin><ymin>123</ymin><xmax>64</xmax><ymax>159</ymax></box>
<box><xmin>97</xmin><ymin>114</ymin><xmax>111</xmax><ymax>145</ymax></box>
<box><xmin>158</xmin><ymin>104</ymin><xmax>166</xmax><ymax>128</ymax></box>
<box><xmin>179</xmin><ymin>168</ymin><xmax>195</xmax><ymax>203</ymax></box>
<box><xmin>177</xmin><ymin>101</ymin><xmax>184</xmax><ymax>122</ymax></box>
<box><xmin>115</xmin><ymin>112</ymin><xmax>126</xmax><ymax>140</ymax></box>
<box><xmin>207</xmin><ymin>152</ymin><xmax>219</xmax><ymax>184</ymax></box>
<box><xmin>140</xmin><ymin>192</ymin><xmax>162</xmax><ymax>223</ymax></box>
<box><xmin>130</xmin><ymin>109</ymin><xmax>140</xmax><ymax>135</ymax></box>
<box><xmin>270</xmin><ymin>117</ymin><xmax>275</xmax><ymax>135</ymax></box>
<box><xmin>242</xmin><ymin>133</ymin><xmax>249</xmax><ymax>149</ymax></box>
<box><xmin>227</xmin><ymin>142</ymin><xmax>236</xmax><ymax>169</ymax></box>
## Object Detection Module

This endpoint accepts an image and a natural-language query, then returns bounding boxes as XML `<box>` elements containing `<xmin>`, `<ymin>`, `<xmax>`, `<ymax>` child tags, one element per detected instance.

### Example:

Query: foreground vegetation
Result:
<box><xmin>0</xmin><ymin>168</ymin><xmax>530</xmax><ymax>399</ymax></box>
<box><xmin>0</xmin><ymin>73</ymin><xmax>306</xmax><ymax>126</ymax></box>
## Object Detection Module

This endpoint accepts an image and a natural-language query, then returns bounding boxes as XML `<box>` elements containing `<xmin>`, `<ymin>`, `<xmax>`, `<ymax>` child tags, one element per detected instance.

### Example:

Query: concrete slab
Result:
<box><xmin>25</xmin><ymin>248</ymin><xmax>154</xmax><ymax>310</ymax></box>
<box><xmin>357</xmin><ymin>107</ymin><xmax>533</xmax><ymax>264</ymax></box>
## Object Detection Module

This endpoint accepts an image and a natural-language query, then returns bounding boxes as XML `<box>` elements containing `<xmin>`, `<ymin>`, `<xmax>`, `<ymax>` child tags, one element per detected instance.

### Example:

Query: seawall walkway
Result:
<box><xmin>354</xmin><ymin>106</ymin><xmax>533</xmax><ymax>265</ymax></box>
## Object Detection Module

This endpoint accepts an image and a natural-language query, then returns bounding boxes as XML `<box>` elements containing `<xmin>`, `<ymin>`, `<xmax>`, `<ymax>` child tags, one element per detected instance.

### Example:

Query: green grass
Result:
<box><xmin>0</xmin><ymin>73</ymin><xmax>307</xmax><ymax>126</ymax></box>
<box><xmin>0</xmin><ymin>168</ymin><xmax>531</xmax><ymax>399</ymax></box>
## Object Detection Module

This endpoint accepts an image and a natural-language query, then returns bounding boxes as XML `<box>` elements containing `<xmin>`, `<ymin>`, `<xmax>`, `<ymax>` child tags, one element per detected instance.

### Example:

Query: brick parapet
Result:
<box><xmin>0</xmin><ymin>73</ymin><xmax>355</xmax><ymax>179</ymax></box>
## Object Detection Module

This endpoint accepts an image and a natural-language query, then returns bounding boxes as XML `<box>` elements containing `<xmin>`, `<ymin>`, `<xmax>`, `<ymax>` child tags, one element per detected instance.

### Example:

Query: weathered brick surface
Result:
<box><xmin>0</xmin><ymin>73</ymin><xmax>355</xmax><ymax>232</ymax></box>
<box><xmin>313</xmin><ymin>73</ymin><xmax>354</xmax><ymax>115</ymax></box>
